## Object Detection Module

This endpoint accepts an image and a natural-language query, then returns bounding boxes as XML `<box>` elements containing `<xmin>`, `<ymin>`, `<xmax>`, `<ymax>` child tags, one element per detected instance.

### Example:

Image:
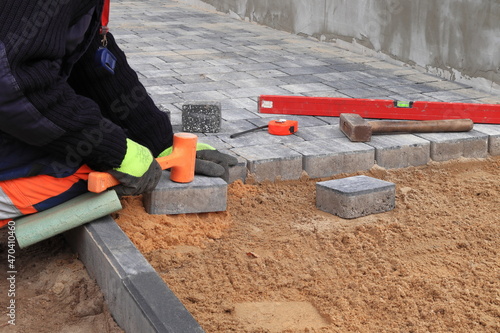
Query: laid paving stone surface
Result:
<box><xmin>88</xmin><ymin>0</ymin><xmax>500</xmax><ymax>331</ymax></box>
<box><xmin>415</xmin><ymin>131</ymin><xmax>489</xmax><ymax>161</ymax></box>
<box><xmin>366</xmin><ymin>134</ymin><xmax>431</xmax><ymax>169</ymax></box>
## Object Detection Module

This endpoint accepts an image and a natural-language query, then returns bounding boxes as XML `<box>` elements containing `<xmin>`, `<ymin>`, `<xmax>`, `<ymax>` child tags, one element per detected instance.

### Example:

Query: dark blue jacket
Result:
<box><xmin>0</xmin><ymin>0</ymin><xmax>173</xmax><ymax>181</ymax></box>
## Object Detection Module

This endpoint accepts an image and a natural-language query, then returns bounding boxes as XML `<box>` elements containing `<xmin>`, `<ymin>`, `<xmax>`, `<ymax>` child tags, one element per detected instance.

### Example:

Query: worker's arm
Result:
<box><xmin>0</xmin><ymin>1</ymin><xmax>161</xmax><ymax>195</ymax></box>
<box><xmin>0</xmin><ymin>2</ymin><xmax>127</xmax><ymax>172</ymax></box>
<box><xmin>68</xmin><ymin>32</ymin><xmax>174</xmax><ymax>158</ymax></box>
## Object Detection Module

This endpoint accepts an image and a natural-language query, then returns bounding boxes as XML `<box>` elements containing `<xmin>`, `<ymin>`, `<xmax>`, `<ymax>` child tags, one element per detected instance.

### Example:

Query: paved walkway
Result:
<box><xmin>111</xmin><ymin>0</ymin><xmax>500</xmax><ymax>182</ymax></box>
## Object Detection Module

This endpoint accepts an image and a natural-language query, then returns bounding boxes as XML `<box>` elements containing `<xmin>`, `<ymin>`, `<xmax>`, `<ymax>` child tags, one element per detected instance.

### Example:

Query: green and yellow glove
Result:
<box><xmin>109</xmin><ymin>139</ymin><xmax>162</xmax><ymax>196</ymax></box>
<box><xmin>159</xmin><ymin>142</ymin><xmax>238</xmax><ymax>181</ymax></box>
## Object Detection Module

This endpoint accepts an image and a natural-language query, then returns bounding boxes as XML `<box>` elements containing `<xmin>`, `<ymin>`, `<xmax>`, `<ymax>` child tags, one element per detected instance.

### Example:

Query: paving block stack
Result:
<box><xmin>316</xmin><ymin>175</ymin><xmax>396</xmax><ymax>219</ymax></box>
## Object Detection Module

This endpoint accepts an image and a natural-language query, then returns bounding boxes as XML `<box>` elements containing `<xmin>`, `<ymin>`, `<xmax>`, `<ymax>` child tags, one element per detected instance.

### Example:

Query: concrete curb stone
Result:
<box><xmin>64</xmin><ymin>216</ymin><xmax>204</xmax><ymax>333</ymax></box>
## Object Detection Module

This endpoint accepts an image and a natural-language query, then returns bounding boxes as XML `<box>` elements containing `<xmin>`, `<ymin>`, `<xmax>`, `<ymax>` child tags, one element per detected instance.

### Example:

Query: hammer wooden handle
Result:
<box><xmin>369</xmin><ymin>119</ymin><xmax>474</xmax><ymax>134</ymax></box>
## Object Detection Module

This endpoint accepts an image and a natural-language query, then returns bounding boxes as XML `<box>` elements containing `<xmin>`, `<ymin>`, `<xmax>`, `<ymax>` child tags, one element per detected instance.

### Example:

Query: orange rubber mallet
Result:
<box><xmin>87</xmin><ymin>133</ymin><xmax>198</xmax><ymax>193</ymax></box>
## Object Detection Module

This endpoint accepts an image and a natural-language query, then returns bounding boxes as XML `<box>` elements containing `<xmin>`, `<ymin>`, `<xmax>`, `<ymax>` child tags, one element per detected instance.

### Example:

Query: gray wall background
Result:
<box><xmin>178</xmin><ymin>0</ymin><xmax>500</xmax><ymax>93</ymax></box>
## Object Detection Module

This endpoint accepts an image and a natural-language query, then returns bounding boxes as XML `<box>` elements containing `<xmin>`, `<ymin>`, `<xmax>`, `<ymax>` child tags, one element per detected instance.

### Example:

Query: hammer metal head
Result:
<box><xmin>339</xmin><ymin>113</ymin><xmax>372</xmax><ymax>142</ymax></box>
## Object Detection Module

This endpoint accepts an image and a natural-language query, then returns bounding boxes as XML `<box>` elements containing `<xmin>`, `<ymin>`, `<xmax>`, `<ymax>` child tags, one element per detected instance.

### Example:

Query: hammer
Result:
<box><xmin>88</xmin><ymin>132</ymin><xmax>198</xmax><ymax>193</ymax></box>
<box><xmin>339</xmin><ymin>113</ymin><xmax>474</xmax><ymax>142</ymax></box>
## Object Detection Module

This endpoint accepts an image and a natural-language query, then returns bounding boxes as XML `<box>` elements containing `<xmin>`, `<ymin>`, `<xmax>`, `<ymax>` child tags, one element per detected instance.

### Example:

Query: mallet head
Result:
<box><xmin>339</xmin><ymin>113</ymin><xmax>372</xmax><ymax>142</ymax></box>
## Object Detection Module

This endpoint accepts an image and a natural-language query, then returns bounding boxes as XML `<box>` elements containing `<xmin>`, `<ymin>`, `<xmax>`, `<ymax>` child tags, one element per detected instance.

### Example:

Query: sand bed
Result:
<box><xmin>115</xmin><ymin>157</ymin><xmax>500</xmax><ymax>333</ymax></box>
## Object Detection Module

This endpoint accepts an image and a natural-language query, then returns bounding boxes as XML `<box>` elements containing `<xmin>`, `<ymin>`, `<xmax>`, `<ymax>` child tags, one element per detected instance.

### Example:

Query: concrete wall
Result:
<box><xmin>178</xmin><ymin>0</ymin><xmax>500</xmax><ymax>93</ymax></box>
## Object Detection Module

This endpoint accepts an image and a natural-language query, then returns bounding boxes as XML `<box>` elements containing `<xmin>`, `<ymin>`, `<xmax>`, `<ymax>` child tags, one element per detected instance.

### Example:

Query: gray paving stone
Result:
<box><xmin>385</xmin><ymin>85</ymin><xmax>423</xmax><ymax>95</ymax></box>
<box><xmin>143</xmin><ymin>171</ymin><xmax>227</xmax><ymax>214</ymax></box>
<box><xmin>294</xmin><ymin>124</ymin><xmax>346</xmax><ymax>140</ymax></box>
<box><xmin>221</xmin><ymin>108</ymin><xmax>258</xmax><ymax>121</ymax></box>
<box><xmin>221</xmin><ymin>97</ymin><xmax>257</xmax><ymax>110</ymax></box>
<box><xmin>338</xmin><ymin>87</ymin><xmax>392</xmax><ymax>98</ymax></box>
<box><xmin>415</xmin><ymin>130</ymin><xmax>489</xmax><ymax>161</ymax></box>
<box><xmin>219</xmin><ymin>149</ymin><xmax>248</xmax><ymax>183</ymax></box>
<box><xmin>324</xmin><ymin>80</ymin><xmax>371</xmax><ymax>91</ymax></box>
<box><xmin>278</xmin><ymin>75</ymin><xmax>325</xmax><ymax>85</ymax></box>
<box><xmin>147</xmin><ymin>85</ymin><xmax>180</xmax><ymax>95</ymax></box>
<box><xmin>305</xmin><ymin>90</ymin><xmax>351</xmax><ymax>98</ymax></box>
<box><xmin>403</xmin><ymin>73</ymin><xmax>441</xmax><ymax>83</ymax></box>
<box><xmin>138</xmin><ymin>69</ymin><xmax>176</xmax><ymax>78</ymax></box>
<box><xmin>230</xmin><ymin>77</ymin><xmax>287</xmax><ymax>88</ymax></box>
<box><xmin>474</xmin><ymin>124</ymin><xmax>500</xmax><ymax>156</ymax></box>
<box><xmin>177</xmin><ymin>90</ymin><xmax>228</xmax><ymax>101</ymax></box>
<box><xmin>280</xmin><ymin>66</ymin><xmax>335</xmax><ymax>76</ymax></box>
<box><xmin>332</xmin><ymin>63</ymin><xmax>372</xmax><ymax>72</ymax></box>
<box><xmin>316</xmin><ymin>175</ymin><xmax>396</xmax><ymax>219</ymax></box>
<box><xmin>221</xmin><ymin>86</ymin><xmax>290</xmax><ymax>98</ymax></box>
<box><xmin>423</xmin><ymin>90</ymin><xmax>471</xmax><ymax>102</ymax></box>
<box><xmin>287</xmin><ymin>138</ymin><xmax>375</xmax><ymax>178</ymax></box>
<box><xmin>367</xmin><ymin>134</ymin><xmax>431</xmax><ymax>169</ymax></box>
<box><xmin>245</xmin><ymin>69</ymin><xmax>289</xmax><ymax>79</ymax></box>
<box><xmin>173</xmin><ymin>81</ymin><xmax>236</xmax><ymax>93</ymax></box>
<box><xmin>281</xmin><ymin>82</ymin><xmax>334</xmax><ymax>94</ymax></box>
<box><xmin>231</xmin><ymin>144</ymin><xmax>303</xmax><ymax>182</ymax></box>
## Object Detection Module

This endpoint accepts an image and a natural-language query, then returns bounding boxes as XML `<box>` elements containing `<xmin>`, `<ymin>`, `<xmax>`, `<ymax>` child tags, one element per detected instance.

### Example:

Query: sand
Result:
<box><xmin>115</xmin><ymin>156</ymin><xmax>500</xmax><ymax>333</ymax></box>
<box><xmin>0</xmin><ymin>233</ymin><xmax>122</xmax><ymax>333</ymax></box>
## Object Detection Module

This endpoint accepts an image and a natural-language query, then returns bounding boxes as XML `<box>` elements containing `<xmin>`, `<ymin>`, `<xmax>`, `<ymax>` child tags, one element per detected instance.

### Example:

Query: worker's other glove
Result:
<box><xmin>109</xmin><ymin>139</ymin><xmax>162</xmax><ymax>196</ymax></box>
<box><xmin>159</xmin><ymin>142</ymin><xmax>238</xmax><ymax>181</ymax></box>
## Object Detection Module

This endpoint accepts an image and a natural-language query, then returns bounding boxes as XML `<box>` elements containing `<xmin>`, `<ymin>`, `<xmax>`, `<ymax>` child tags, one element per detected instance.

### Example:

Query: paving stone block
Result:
<box><xmin>287</xmin><ymin>138</ymin><xmax>374</xmax><ymax>178</ymax></box>
<box><xmin>143</xmin><ymin>171</ymin><xmax>227</xmax><ymax>214</ymax></box>
<box><xmin>415</xmin><ymin>130</ymin><xmax>489</xmax><ymax>161</ymax></box>
<box><xmin>471</xmin><ymin>124</ymin><xmax>500</xmax><ymax>156</ymax></box>
<box><xmin>316</xmin><ymin>175</ymin><xmax>396</xmax><ymax>219</ymax></box>
<box><xmin>367</xmin><ymin>134</ymin><xmax>430</xmax><ymax>169</ymax></box>
<box><xmin>294</xmin><ymin>125</ymin><xmax>346</xmax><ymax>141</ymax></box>
<box><xmin>231</xmin><ymin>144</ymin><xmax>303</xmax><ymax>182</ymax></box>
<box><xmin>218</xmin><ymin>150</ymin><xmax>248</xmax><ymax>184</ymax></box>
<box><xmin>182</xmin><ymin>101</ymin><xmax>221</xmax><ymax>133</ymax></box>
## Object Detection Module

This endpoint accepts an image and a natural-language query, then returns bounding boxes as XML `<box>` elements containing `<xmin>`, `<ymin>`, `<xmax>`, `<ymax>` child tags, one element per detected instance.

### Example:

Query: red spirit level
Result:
<box><xmin>258</xmin><ymin>95</ymin><xmax>500</xmax><ymax>124</ymax></box>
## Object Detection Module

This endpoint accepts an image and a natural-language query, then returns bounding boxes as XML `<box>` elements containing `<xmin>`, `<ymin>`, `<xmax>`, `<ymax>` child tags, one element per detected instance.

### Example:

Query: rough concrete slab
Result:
<box><xmin>367</xmin><ymin>134</ymin><xmax>431</xmax><ymax>169</ymax></box>
<box><xmin>316</xmin><ymin>175</ymin><xmax>396</xmax><ymax>219</ymax></box>
<box><xmin>415</xmin><ymin>130</ymin><xmax>489</xmax><ymax>161</ymax></box>
<box><xmin>287</xmin><ymin>138</ymin><xmax>374</xmax><ymax>178</ymax></box>
<box><xmin>231</xmin><ymin>144</ymin><xmax>303</xmax><ymax>182</ymax></box>
<box><xmin>182</xmin><ymin>101</ymin><xmax>221</xmax><ymax>133</ymax></box>
<box><xmin>64</xmin><ymin>216</ymin><xmax>204</xmax><ymax>333</ymax></box>
<box><xmin>471</xmin><ymin>124</ymin><xmax>500</xmax><ymax>156</ymax></box>
<box><xmin>143</xmin><ymin>171</ymin><xmax>227</xmax><ymax>215</ymax></box>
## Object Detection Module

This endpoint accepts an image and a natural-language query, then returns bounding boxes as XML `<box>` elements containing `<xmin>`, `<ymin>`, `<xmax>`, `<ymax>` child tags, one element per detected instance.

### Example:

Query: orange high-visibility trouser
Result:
<box><xmin>0</xmin><ymin>165</ymin><xmax>92</xmax><ymax>228</ymax></box>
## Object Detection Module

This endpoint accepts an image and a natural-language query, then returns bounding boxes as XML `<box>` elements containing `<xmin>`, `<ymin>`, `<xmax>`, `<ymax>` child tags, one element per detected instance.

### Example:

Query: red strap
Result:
<box><xmin>100</xmin><ymin>0</ymin><xmax>110</xmax><ymax>35</ymax></box>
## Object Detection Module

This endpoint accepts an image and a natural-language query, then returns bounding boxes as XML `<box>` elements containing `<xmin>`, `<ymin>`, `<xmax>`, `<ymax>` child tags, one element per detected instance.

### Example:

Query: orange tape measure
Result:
<box><xmin>267</xmin><ymin>119</ymin><xmax>299</xmax><ymax>135</ymax></box>
<box><xmin>230</xmin><ymin>119</ymin><xmax>299</xmax><ymax>138</ymax></box>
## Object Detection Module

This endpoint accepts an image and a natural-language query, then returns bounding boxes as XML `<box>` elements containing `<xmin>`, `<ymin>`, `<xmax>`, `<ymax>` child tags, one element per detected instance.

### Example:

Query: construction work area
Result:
<box><xmin>1</xmin><ymin>0</ymin><xmax>499</xmax><ymax>332</ymax></box>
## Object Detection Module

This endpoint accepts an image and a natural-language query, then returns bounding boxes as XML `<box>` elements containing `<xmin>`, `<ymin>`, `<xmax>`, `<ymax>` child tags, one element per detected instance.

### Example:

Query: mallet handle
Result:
<box><xmin>88</xmin><ymin>172</ymin><xmax>120</xmax><ymax>193</ymax></box>
<box><xmin>87</xmin><ymin>133</ymin><xmax>197</xmax><ymax>193</ymax></box>
<box><xmin>369</xmin><ymin>119</ymin><xmax>474</xmax><ymax>134</ymax></box>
